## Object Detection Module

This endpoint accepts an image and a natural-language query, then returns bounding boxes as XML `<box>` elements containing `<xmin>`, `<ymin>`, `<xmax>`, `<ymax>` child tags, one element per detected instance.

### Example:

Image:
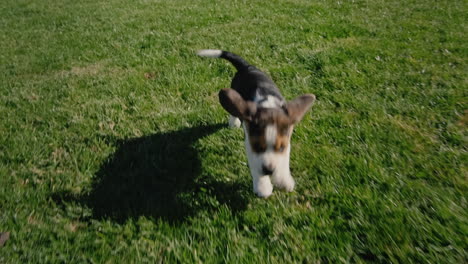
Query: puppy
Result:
<box><xmin>197</xmin><ymin>49</ymin><xmax>315</xmax><ymax>198</ymax></box>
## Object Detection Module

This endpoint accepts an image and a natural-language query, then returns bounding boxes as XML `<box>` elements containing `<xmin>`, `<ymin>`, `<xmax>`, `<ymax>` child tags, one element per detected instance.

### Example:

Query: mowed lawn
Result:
<box><xmin>1</xmin><ymin>0</ymin><xmax>466</xmax><ymax>262</ymax></box>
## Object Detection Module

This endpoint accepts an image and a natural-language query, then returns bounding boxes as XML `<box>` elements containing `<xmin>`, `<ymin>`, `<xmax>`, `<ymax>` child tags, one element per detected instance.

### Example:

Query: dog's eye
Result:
<box><xmin>275</xmin><ymin>142</ymin><xmax>287</xmax><ymax>153</ymax></box>
<box><xmin>252</xmin><ymin>142</ymin><xmax>266</xmax><ymax>153</ymax></box>
<box><xmin>277</xmin><ymin>145</ymin><xmax>285</xmax><ymax>152</ymax></box>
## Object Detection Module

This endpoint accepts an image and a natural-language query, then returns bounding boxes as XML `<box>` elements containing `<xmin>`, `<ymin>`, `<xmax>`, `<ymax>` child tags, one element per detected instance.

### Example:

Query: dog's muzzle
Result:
<box><xmin>262</xmin><ymin>164</ymin><xmax>275</xmax><ymax>175</ymax></box>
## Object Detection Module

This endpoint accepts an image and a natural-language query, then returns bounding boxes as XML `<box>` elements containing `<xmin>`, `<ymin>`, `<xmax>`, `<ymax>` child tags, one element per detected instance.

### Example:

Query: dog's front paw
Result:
<box><xmin>255</xmin><ymin>187</ymin><xmax>273</xmax><ymax>198</ymax></box>
<box><xmin>272</xmin><ymin>173</ymin><xmax>295</xmax><ymax>192</ymax></box>
<box><xmin>253</xmin><ymin>176</ymin><xmax>273</xmax><ymax>198</ymax></box>
<box><xmin>228</xmin><ymin>116</ymin><xmax>241</xmax><ymax>128</ymax></box>
<box><xmin>282</xmin><ymin>177</ymin><xmax>295</xmax><ymax>192</ymax></box>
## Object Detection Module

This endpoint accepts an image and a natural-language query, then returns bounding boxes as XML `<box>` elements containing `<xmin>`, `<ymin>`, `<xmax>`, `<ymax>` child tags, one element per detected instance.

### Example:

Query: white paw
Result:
<box><xmin>272</xmin><ymin>173</ymin><xmax>295</xmax><ymax>192</ymax></box>
<box><xmin>282</xmin><ymin>177</ymin><xmax>295</xmax><ymax>192</ymax></box>
<box><xmin>254</xmin><ymin>176</ymin><xmax>273</xmax><ymax>198</ymax></box>
<box><xmin>229</xmin><ymin>116</ymin><xmax>241</xmax><ymax>128</ymax></box>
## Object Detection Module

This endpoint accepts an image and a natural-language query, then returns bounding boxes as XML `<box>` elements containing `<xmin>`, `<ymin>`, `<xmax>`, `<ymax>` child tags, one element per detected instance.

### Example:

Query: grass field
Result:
<box><xmin>1</xmin><ymin>0</ymin><xmax>467</xmax><ymax>262</ymax></box>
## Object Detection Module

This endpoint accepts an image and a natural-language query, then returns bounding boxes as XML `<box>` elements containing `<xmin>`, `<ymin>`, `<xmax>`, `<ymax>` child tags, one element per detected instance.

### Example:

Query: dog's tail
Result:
<box><xmin>197</xmin><ymin>49</ymin><xmax>251</xmax><ymax>71</ymax></box>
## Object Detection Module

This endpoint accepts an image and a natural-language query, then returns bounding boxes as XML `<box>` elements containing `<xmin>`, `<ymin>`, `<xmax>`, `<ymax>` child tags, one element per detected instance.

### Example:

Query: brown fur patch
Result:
<box><xmin>274</xmin><ymin>125</ymin><xmax>292</xmax><ymax>153</ymax></box>
<box><xmin>219</xmin><ymin>88</ymin><xmax>257</xmax><ymax>121</ymax></box>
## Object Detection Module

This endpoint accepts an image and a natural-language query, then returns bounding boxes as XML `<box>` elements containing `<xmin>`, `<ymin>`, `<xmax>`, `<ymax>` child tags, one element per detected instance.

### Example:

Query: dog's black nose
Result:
<box><xmin>262</xmin><ymin>165</ymin><xmax>274</xmax><ymax>175</ymax></box>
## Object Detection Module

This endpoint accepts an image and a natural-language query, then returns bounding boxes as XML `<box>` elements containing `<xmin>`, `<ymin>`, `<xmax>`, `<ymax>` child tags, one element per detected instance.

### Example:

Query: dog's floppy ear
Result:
<box><xmin>285</xmin><ymin>94</ymin><xmax>316</xmax><ymax>124</ymax></box>
<box><xmin>219</xmin><ymin>88</ymin><xmax>257</xmax><ymax>121</ymax></box>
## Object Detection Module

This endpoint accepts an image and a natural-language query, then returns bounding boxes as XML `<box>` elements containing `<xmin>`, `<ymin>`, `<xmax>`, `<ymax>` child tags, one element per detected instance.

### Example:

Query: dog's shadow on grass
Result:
<box><xmin>54</xmin><ymin>123</ymin><xmax>249</xmax><ymax>224</ymax></box>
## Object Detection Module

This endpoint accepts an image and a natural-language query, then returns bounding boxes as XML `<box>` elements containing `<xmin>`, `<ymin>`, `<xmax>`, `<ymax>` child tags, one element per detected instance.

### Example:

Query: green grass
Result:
<box><xmin>1</xmin><ymin>0</ymin><xmax>467</xmax><ymax>262</ymax></box>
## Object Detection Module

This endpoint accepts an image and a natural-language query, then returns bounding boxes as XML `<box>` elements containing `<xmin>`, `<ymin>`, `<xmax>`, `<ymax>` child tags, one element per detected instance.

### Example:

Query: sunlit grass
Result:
<box><xmin>1</xmin><ymin>0</ymin><xmax>466</xmax><ymax>262</ymax></box>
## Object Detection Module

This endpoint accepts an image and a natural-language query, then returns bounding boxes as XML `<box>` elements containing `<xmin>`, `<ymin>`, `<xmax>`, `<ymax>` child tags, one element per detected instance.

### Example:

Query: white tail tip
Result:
<box><xmin>197</xmin><ymin>49</ymin><xmax>222</xmax><ymax>58</ymax></box>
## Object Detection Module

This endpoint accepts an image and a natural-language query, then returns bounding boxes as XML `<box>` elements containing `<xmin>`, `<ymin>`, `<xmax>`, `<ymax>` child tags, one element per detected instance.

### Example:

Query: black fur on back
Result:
<box><xmin>219</xmin><ymin>51</ymin><xmax>284</xmax><ymax>103</ymax></box>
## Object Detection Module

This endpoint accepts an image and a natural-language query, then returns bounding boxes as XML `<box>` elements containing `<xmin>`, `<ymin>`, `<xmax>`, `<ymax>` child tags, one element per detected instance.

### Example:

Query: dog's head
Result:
<box><xmin>219</xmin><ymin>88</ymin><xmax>315</xmax><ymax>175</ymax></box>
